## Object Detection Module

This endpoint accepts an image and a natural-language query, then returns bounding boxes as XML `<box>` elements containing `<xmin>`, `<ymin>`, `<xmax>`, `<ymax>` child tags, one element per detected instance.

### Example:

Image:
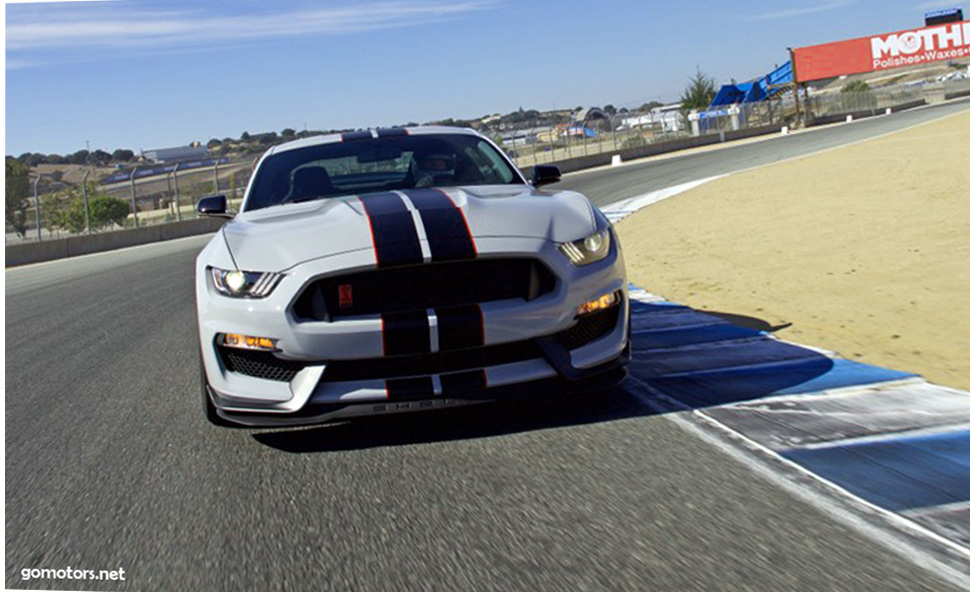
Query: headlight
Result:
<box><xmin>209</xmin><ymin>267</ymin><xmax>284</xmax><ymax>298</ymax></box>
<box><xmin>559</xmin><ymin>229</ymin><xmax>611</xmax><ymax>266</ymax></box>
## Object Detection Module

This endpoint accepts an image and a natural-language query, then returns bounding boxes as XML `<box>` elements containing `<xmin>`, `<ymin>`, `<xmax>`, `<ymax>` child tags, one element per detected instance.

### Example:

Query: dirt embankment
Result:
<box><xmin>616</xmin><ymin>109</ymin><xmax>970</xmax><ymax>390</ymax></box>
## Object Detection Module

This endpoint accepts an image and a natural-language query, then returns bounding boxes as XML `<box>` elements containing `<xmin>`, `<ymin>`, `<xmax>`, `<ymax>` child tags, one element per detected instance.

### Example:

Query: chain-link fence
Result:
<box><xmin>806</xmin><ymin>84</ymin><xmax>924</xmax><ymax>121</ymax></box>
<box><xmin>500</xmin><ymin>75</ymin><xmax>969</xmax><ymax>170</ymax></box>
<box><xmin>5</xmin><ymin>159</ymin><xmax>255</xmax><ymax>245</ymax></box>
<box><xmin>499</xmin><ymin>99</ymin><xmax>793</xmax><ymax>171</ymax></box>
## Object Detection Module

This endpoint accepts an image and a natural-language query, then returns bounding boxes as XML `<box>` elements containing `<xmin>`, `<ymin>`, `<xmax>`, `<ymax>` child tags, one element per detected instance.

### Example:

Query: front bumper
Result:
<box><xmin>198</xmin><ymin>236</ymin><xmax>629</xmax><ymax>427</ymax></box>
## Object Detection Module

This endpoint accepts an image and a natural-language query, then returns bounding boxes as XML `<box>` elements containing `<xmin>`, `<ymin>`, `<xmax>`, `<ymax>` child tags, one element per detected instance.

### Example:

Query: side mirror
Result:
<box><xmin>197</xmin><ymin>194</ymin><xmax>231</xmax><ymax>218</ymax></box>
<box><xmin>531</xmin><ymin>165</ymin><xmax>561</xmax><ymax>188</ymax></box>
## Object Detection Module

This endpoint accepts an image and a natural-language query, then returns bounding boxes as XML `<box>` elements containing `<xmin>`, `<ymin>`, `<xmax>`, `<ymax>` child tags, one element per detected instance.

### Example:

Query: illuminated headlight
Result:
<box><xmin>209</xmin><ymin>267</ymin><xmax>284</xmax><ymax>298</ymax></box>
<box><xmin>559</xmin><ymin>229</ymin><xmax>611</xmax><ymax>266</ymax></box>
<box><xmin>578</xmin><ymin>291</ymin><xmax>621</xmax><ymax>316</ymax></box>
<box><xmin>219</xmin><ymin>333</ymin><xmax>278</xmax><ymax>351</ymax></box>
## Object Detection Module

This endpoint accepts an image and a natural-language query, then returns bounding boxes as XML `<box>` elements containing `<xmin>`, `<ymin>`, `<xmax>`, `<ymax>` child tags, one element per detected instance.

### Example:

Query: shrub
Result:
<box><xmin>840</xmin><ymin>80</ymin><xmax>878</xmax><ymax>112</ymax></box>
<box><xmin>5</xmin><ymin>158</ymin><xmax>30</xmax><ymax>238</ymax></box>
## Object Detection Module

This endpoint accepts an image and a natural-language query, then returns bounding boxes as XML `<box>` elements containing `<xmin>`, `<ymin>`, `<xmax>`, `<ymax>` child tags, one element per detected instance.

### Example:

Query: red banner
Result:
<box><xmin>794</xmin><ymin>21</ymin><xmax>970</xmax><ymax>82</ymax></box>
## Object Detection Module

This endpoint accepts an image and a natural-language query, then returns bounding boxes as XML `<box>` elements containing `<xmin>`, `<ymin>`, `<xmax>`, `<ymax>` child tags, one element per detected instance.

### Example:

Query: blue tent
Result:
<box><xmin>710</xmin><ymin>61</ymin><xmax>793</xmax><ymax>108</ymax></box>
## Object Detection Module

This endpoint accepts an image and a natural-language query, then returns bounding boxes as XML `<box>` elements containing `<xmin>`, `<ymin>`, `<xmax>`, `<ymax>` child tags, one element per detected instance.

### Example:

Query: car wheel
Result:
<box><xmin>200</xmin><ymin>352</ymin><xmax>240</xmax><ymax>428</ymax></box>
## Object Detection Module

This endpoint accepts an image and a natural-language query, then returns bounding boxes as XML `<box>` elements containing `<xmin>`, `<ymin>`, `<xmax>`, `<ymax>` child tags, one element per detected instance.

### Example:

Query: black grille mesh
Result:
<box><xmin>293</xmin><ymin>258</ymin><xmax>556</xmax><ymax>320</ymax></box>
<box><xmin>219</xmin><ymin>347</ymin><xmax>306</xmax><ymax>382</ymax></box>
<box><xmin>556</xmin><ymin>306</ymin><xmax>621</xmax><ymax>350</ymax></box>
<box><xmin>218</xmin><ymin>304</ymin><xmax>620</xmax><ymax>383</ymax></box>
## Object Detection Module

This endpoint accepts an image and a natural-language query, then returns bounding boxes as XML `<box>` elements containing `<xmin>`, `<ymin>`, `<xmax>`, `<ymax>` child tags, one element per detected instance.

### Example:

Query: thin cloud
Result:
<box><xmin>916</xmin><ymin>0</ymin><xmax>963</xmax><ymax>8</ymax></box>
<box><xmin>742</xmin><ymin>0</ymin><xmax>855</xmax><ymax>22</ymax></box>
<box><xmin>6</xmin><ymin>2</ymin><xmax>495</xmax><ymax>51</ymax></box>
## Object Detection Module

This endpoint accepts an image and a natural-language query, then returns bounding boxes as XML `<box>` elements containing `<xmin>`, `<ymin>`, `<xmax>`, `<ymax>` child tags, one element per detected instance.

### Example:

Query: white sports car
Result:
<box><xmin>196</xmin><ymin>127</ymin><xmax>629</xmax><ymax>427</ymax></box>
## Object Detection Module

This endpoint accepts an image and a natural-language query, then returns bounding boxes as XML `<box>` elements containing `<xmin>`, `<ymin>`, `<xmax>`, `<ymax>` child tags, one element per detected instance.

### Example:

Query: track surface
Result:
<box><xmin>7</xmin><ymin>102</ymin><xmax>970</xmax><ymax>591</ymax></box>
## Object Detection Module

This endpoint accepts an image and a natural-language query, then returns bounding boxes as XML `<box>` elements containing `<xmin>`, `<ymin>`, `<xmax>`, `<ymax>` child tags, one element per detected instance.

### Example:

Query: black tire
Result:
<box><xmin>200</xmin><ymin>352</ymin><xmax>240</xmax><ymax>428</ymax></box>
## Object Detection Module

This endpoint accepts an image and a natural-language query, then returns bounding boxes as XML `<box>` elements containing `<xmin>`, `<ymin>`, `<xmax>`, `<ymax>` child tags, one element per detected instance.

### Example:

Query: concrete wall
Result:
<box><xmin>806</xmin><ymin>100</ymin><xmax>926</xmax><ymax>128</ymax></box>
<box><xmin>5</xmin><ymin>217</ymin><xmax>226</xmax><ymax>267</ymax></box>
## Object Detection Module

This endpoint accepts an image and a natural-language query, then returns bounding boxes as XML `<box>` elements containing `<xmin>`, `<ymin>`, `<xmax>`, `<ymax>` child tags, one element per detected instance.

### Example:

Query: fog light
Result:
<box><xmin>578</xmin><ymin>291</ymin><xmax>620</xmax><ymax>316</ymax></box>
<box><xmin>220</xmin><ymin>333</ymin><xmax>278</xmax><ymax>351</ymax></box>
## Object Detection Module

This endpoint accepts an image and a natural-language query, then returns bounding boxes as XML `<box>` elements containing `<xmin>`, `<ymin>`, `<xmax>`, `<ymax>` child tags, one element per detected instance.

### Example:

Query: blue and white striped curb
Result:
<box><xmin>625</xmin><ymin>286</ymin><xmax>970</xmax><ymax>556</ymax></box>
<box><xmin>602</xmin><ymin>177</ymin><xmax>723</xmax><ymax>224</ymax></box>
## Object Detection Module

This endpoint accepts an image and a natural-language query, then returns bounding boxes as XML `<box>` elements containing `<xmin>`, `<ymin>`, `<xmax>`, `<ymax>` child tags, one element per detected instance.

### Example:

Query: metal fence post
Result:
<box><xmin>81</xmin><ymin>170</ymin><xmax>91</xmax><ymax>234</ymax></box>
<box><xmin>214</xmin><ymin>160</ymin><xmax>220</xmax><ymax>194</ymax></box>
<box><xmin>32</xmin><ymin>175</ymin><xmax>43</xmax><ymax>242</ymax></box>
<box><xmin>530</xmin><ymin>128</ymin><xmax>537</xmax><ymax>166</ymax></box>
<box><xmin>130</xmin><ymin>166</ymin><xmax>140</xmax><ymax>227</ymax></box>
<box><xmin>173</xmin><ymin>163</ymin><xmax>182</xmax><ymax>222</ymax></box>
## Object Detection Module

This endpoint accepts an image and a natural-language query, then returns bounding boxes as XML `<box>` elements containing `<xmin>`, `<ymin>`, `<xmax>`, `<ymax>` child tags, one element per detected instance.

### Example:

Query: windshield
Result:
<box><xmin>245</xmin><ymin>133</ymin><xmax>523</xmax><ymax>211</ymax></box>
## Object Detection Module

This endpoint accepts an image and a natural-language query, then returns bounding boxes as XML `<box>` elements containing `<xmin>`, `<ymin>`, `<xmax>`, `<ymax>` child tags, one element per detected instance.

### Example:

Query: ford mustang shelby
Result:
<box><xmin>196</xmin><ymin>127</ymin><xmax>630</xmax><ymax>427</ymax></box>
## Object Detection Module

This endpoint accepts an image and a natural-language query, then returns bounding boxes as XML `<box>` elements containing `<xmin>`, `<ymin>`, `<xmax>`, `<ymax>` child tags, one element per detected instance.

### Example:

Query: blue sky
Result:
<box><xmin>4</xmin><ymin>0</ymin><xmax>964</xmax><ymax>155</ymax></box>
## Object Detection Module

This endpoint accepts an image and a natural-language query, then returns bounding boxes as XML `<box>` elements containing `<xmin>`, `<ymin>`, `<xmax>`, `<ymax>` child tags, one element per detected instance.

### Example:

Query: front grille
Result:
<box><xmin>293</xmin><ymin>258</ymin><xmax>556</xmax><ymax>321</ymax></box>
<box><xmin>556</xmin><ymin>306</ymin><xmax>621</xmax><ymax>350</ymax></box>
<box><xmin>219</xmin><ymin>347</ymin><xmax>306</xmax><ymax>382</ymax></box>
<box><xmin>218</xmin><ymin>303</ymin><xmax>619</xmax><ymax>384</ymax></box>
<box><xmin>322</xmin><ymin>340</ymin><xmax>542</xmax><ymax>382</ymax></box>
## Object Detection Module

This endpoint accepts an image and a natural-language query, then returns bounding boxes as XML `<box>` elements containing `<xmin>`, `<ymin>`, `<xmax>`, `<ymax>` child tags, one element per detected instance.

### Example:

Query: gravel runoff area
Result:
<box><xmin>615</xmin><ymin>109</ymin><xmax>970</xmax><ymax>391</ymax></box>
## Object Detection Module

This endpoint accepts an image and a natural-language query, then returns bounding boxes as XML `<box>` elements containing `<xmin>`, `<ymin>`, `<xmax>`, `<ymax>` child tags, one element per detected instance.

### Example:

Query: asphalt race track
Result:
<box><xmin>6</xmin><ymin>102</ymin><xmax>970</xmax><ymax>591</ymax></box>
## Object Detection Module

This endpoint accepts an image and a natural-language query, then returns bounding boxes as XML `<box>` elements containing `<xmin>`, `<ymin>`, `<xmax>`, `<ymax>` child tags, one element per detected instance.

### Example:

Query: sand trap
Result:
<box><xmin>616</xmin><ymin>109</ymin><xmax>970</xmax><ymax>390</ymax></box>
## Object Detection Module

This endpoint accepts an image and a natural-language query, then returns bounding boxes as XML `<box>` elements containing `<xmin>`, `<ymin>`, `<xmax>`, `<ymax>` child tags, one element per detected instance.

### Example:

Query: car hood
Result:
<box><xmin>221</xmin><ymin>185</ymin><xmax>597</xmax><ymax>271</ymax></box>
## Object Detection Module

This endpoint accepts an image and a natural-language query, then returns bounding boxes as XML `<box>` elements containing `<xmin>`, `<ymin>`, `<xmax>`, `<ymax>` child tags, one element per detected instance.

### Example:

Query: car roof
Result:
<box><xmin>267</xmin><ymin>126</ymin><xmax>485</xmax><ymax>156</ymax></box>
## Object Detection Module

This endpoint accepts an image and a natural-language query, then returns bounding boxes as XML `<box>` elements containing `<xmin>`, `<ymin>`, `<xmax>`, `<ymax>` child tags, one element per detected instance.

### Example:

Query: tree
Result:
<box><xmin>5</xmin><ymin>158</ymin><xmax>31</xmax><ymax>238</ymax></box>
<box><xmin>18</xmin><ymin>153</ymin><xmax>45</xmax><ymax>167</ymax></box>
<box><xmin>640</xmin><ymin>101</ymin><xmax>663</xmax><ymax>112</ymax></box>
<box><xmin>257</xmin><ymin>131</ymin><xmax>278</xmax><ymax>145</ymax></box>
<box><xmin>207</xmin><ymin>138</ymin><xmax>223</xmax><ymax>149</ymax></box>
<box><xmin>281</xmin><ymin>128</ymin><xmax>296</xmax><ymax>138</ymax></box>
<box><xmin>91</xmin><ymin>149</ymin><xmax>111</xmax><ymax>165</ymax></box>
<box><xmin>44</xmin><ymin>183</ymin><xmax>130</xmax><ymax>233</ymax></box>
<box><xmin>603</xmin><ymin>104</ymin><xmax>617</xmax><ymax>116</ymax></box>
<box><xmin>112</xmin><ymin>148</ymin><xmax>135</xmax><ymax>162</ymax></box>
<box><xmin>67</xmin><ymin>150</ymin><xmax>90</xmax><ymax>165</ymax></box>
<box><xmin>43</xmin><ymin>188</ymin><xmax>77</xmax><ymax>235</ymax></box>
<box><xmin>87</xmin><ymin>195</ymin><xmax>130</xmax><ymax>230</ymax></box>
<box><xmin>679</xmin><ymin>68</ymin><xmax>717</xmax><ymax>112</ymax></box>
<box><xmin>240</xmin><ymin>131</ymin><xmax>251</xmax><ymax>141</ymax></box>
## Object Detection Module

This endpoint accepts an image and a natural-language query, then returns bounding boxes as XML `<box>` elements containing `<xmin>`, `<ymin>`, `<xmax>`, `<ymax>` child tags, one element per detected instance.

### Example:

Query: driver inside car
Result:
<box><xmin>413</xmin><ymin>152</ymin><xmax>457</xmax><ymax>188</ymax></box>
